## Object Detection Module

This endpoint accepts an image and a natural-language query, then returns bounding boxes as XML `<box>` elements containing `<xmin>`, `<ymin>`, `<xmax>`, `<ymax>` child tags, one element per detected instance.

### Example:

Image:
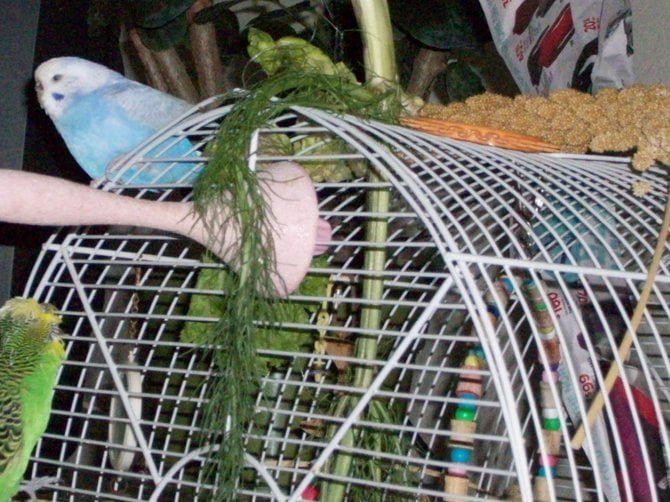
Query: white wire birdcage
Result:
<box><xmin>22</xmin><ymin>100</ymin><xmax>670</xmax><ymax>502</ymax></box>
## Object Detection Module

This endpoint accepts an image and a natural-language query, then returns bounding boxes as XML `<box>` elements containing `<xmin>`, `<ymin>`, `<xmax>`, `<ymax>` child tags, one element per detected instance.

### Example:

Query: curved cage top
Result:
<box><xmin>23</xmin><ymin>101</ymin><xmax>670</xmax><ymax>501</ymax></box>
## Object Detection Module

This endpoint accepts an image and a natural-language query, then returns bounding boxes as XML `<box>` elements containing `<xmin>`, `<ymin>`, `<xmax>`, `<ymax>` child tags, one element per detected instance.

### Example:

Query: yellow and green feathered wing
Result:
<box><xmin>0</xmin><ymin>298</ymin><xmax>65</xmax><ymax>501</ymax></box>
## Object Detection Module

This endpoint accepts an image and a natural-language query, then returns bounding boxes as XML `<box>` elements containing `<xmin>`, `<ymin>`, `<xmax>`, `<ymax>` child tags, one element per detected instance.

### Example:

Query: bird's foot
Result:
<box><xmin>19</xmin><ymin>476</ymin><xmax>60</xmax><ymax>501</ymax></box>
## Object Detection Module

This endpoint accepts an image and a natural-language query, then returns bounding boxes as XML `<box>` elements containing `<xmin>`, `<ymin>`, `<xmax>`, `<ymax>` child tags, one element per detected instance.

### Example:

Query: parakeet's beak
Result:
<box><xmin>47</xmin><ymin>324</ymin><xmax>66</xmax><ymax>359</ymax></box>
<box><xmin>48</xmin><ymin>334</ymin><xmax>65</xmax><ymax>359</ymax></box>
<box><xmin>35</xmin><ymin>79</ymin><xmax>44</xmax><ymax>107</ymax></box>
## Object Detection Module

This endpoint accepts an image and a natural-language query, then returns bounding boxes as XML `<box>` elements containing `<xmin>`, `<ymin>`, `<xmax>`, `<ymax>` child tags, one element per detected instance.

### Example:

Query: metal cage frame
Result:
<box><xmin>23</xmin><ymin>103</ymin><xmax>670</xmax><ymax>501</ymax></box>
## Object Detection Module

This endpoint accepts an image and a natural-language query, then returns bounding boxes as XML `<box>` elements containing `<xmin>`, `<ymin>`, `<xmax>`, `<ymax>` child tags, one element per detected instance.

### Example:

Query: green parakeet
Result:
<box><xmin>0</xmin><ymin>298</ymin><xmax>65</xmax><ymax>501</ymax></box>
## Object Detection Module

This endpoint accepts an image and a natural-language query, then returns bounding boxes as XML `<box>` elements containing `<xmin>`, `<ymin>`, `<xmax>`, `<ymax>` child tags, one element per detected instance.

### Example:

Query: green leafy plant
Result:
<box><xmin>88</xmin><ymin>0</ymin><xmax>504</xmax><ymax>108</ymax></box>
<box><xmin>389</xmin><ymin>0</ymin><xmax>498</xmax><ymax>102</ymax></box>
<box><xmin>182</xmin><ymin>256</ymin><xmax>329</xmax><ymax>374</ymax></box>
<box><xmin>185</xmin><ymin>22</ymin><xmax>405</xmax><ymax>498</ymax></box>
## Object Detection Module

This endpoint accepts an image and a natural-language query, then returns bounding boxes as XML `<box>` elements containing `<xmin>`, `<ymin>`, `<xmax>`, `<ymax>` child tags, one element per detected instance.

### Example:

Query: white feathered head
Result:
<box><xmin>35</xmin><ymin>57</ymin><xmax>121</xmax><ymax>119</ymax></box>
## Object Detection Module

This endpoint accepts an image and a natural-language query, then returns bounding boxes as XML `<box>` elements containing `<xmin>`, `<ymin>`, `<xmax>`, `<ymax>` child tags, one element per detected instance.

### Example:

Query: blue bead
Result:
<box><xmin>459</xmin><ymin>393</ymin><xmax>478</xmax><ymax>410</ymax></box>
<box><xmin>500</xmin><ymin>276</ymin><xmax>514</xmax><ymax>293</ymax></box>
<box><xmin>450</xmin><ymin>447</ymin><xmax>472</xmax><ymax>464</ymax></box>
<box><xmin>537</xmin><ymin>466</ymin><xmax>556</xmax><ymax>478</ymax></box>
<box><xmin>469</xmin><ymin>346</ymin><xmax>485</xmax><ymax>359</ymax></box>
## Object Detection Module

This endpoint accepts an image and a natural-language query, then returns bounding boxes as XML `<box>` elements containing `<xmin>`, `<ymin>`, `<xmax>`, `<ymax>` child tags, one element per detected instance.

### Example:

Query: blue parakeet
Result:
<box><xmin>0</xmin><ymin>298</ymin><xmax>66</xmax><ymax>501</ymax></box>
<box><xmin>35</xmin><ymin>57</ymin><xmax>200</xmax><ymax>186</ymax></box>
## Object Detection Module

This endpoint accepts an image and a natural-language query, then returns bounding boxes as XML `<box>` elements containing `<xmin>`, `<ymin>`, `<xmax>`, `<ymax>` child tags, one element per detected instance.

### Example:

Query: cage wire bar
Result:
<box><xmin>21</xmin><ymin>103</ymin><xmax>670</xmax><ymax>501</ymax></box>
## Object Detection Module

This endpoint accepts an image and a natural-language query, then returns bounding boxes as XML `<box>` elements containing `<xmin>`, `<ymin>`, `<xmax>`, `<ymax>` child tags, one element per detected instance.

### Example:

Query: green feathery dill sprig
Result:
<box><xmin>190</xmin><ymin>53</ymin><xmax>403</xmax><ymax>498</ymax></box>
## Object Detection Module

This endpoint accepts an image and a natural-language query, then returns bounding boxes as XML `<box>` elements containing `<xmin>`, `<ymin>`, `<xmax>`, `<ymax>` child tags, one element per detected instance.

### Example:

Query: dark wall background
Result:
<box><xmin>1</xmin><ymin>0</ymin><xmax>121</xmax><ymax>301</ymax></box>
<box><xmin>0</xmin><ymin>1</ymin><xmax>41</xmax><ymax>303</ymax></box>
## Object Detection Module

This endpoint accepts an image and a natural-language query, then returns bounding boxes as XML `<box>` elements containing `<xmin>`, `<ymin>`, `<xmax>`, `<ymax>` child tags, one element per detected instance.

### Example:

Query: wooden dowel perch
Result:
<box><xmin>399</xmin><ymin>116</ymin><xmax>561</xmax><ymax>153</ymax></box>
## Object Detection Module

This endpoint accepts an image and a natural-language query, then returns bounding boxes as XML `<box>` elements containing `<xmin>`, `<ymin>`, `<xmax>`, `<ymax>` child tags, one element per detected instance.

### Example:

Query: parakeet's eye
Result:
<box><xmin>52</xmin><ymin>74</ymin><xmax>63</xmax><ymax>82</ymax></box>
<box><xmin>40</xmin><ymin>303</ymin><xmax>56</xmax><ymax>314</ymax></box>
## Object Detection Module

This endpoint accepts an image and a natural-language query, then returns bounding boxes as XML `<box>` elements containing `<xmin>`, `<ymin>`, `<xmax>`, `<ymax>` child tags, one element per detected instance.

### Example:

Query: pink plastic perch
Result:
<box><xmin>0</xmin><ymin>161</ymin><xmax>330</xmax><ymax>297</ymax></box>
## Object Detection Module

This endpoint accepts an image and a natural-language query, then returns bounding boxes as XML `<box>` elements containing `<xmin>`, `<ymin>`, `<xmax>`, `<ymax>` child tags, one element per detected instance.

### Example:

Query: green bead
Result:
<box><xmin>543</xmin><ymin>417</ymin><xmax>560</xmax><ymax>431</ymax></box>
<box><xmin>455</xmin><ymin>407</ymin><xmax>476</xmax><ymax>421</ymax></box>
